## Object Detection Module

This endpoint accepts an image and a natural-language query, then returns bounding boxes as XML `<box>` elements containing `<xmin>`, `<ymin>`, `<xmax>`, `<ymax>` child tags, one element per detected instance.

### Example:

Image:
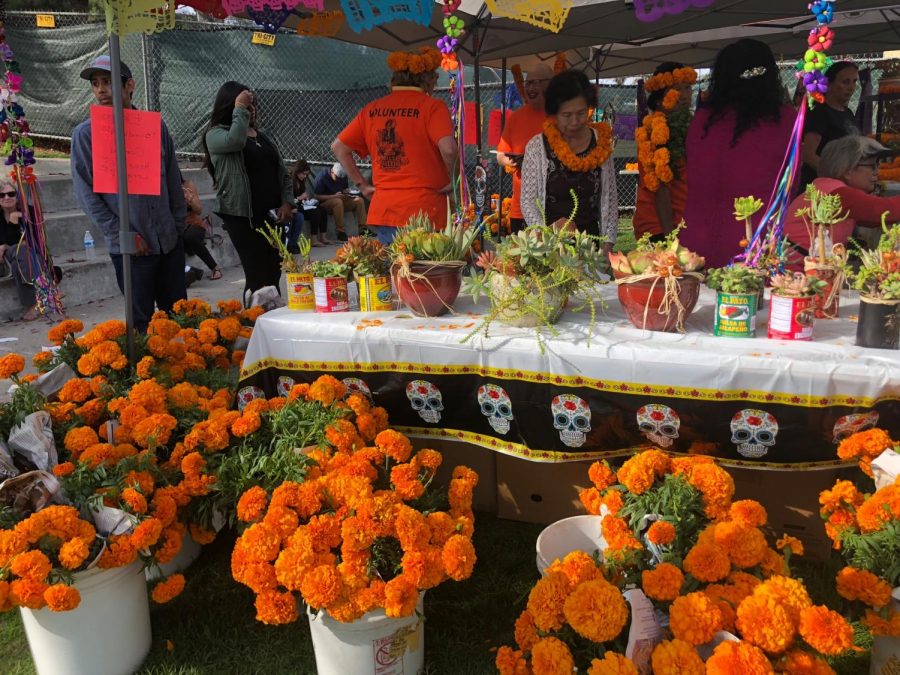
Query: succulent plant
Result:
<box><xmin>850</xmin><ymin>219</ymin><xmax>900</xmax><ymax>300</ymax></box>
<box><xmin>609</xmin><ymin>224</ymin><xmax>705</xmax><ymax>277</ymax></box>
<box><xmin>706</xmin><ymin>265</ymin><xmax>765</xmax><ymax>294</ymax></box>
<box><xmin>259</xmin><ymin>222</ymin><xmax>310</xmax><ymax>274</ymax></box>
<box><xmin>769</xmin><ymin>271</ymin><xmax>827</xmax><ymax>297</ymax></box>
<box><xmin>390</xmin><ymin>210</ymin><xmax>478</xmax><ymax>263</ymax></box>
<box><xmin>335</xmin><ymin>236</ymin><xmax>389</xmax><ymax>277</ymax></box>
<box><xmin>308</xmin><ymin>260</ymin><xmax>350</xmax><ymax>278</ymax></box>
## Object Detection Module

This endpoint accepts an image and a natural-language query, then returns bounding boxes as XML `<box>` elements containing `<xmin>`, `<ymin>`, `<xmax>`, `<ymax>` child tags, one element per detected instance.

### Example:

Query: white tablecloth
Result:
<box><xmin>240</xmin><ymin>285</ymin><xmax>899</xmax><ymax>468</ymax></box>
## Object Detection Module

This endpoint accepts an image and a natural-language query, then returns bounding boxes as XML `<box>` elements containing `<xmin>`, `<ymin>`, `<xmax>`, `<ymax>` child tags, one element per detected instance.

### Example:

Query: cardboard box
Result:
<box><xmin>411</xmin><ymin>438</ymin><xmax>497</xmax><ymax>513</ymax></box>
<box><xmin>496</xmin><ymin>453</ymin><xmax>594</xmax><ymax>524</ymax></box>
<box><xmin>729</xmin><ymin>465</ymin><xmax>862</xmax><ymax>563</ymax></box>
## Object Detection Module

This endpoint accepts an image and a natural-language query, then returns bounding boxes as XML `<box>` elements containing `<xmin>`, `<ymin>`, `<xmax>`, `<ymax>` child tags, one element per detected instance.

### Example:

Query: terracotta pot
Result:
<box><xmin>391</xmin><ymin>261</ymin><xmax>464</xmax><ymax>317</ymax></box>
<box><xmin>614</xmin><ymin>271</ymin><xmax>701</xmax><ymax>332</ymax></box>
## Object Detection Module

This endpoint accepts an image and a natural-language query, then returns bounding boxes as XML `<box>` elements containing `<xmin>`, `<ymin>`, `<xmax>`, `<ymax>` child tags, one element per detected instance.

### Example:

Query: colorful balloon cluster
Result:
<box><xmin>0</xmin><ymin>28</ymin><xmax>35</xmax><ymax>174</ymax></box>
<box><xmin>799</xmin><ymin>1</ymin><xmax>836</xmax><ymax>104</ymax></box>
<box><xmin>437</xmin><ymin>0</ymin><xmax>464</xmax><ymax>71</ymax></box>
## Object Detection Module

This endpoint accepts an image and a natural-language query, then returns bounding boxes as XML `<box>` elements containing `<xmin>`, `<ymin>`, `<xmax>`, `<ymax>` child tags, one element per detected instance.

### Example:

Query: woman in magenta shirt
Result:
<box><xmin>783</xmin><ymin>136</ymin><xmax>900</xmax><ymax>270</ymax></box>
<box><xmin>682</xmin><ymin>39</ymin><xmax>797</xmax><ymax>268</ymax></box>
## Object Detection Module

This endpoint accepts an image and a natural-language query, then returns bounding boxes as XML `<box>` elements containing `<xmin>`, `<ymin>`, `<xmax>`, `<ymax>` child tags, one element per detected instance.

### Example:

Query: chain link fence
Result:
<box><xmin>3</xmin><ymin>9</ymin><xmax>890</xmax><ymax>211</ymax></box>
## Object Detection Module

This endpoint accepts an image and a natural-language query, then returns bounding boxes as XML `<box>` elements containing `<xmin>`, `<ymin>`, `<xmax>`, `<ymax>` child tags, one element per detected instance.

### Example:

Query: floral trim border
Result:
<box><xmin>239</xmin><ymin>357</ymin><xmax>895</xmax><ymax>408</ymax></box>
<box><xmin>396</xmin><ymin>425</ymin><xmax>856</xmax><ymax>471</ymax></box>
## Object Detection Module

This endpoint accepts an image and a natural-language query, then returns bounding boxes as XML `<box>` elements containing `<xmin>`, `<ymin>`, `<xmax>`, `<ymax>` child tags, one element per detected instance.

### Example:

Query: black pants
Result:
<box><xmin>182</xmin><ymin>224</ymin><xmax>218</xmax><ymax>272</ymax></box>
<box><xmin>3</xmin><ymin>244</ymin><xmax>35</xmax><ymax>309</ymax></box>
<box><xmin>110</xmin><ymin>239</ymin><xmax>187</xmax><ymax>333</ymax></box>
<box><xmin>305</xmin><ymin>205</ymin><xmax>327</xmax><ymax>236</ymax></box>
<box><xmin>509</xmin><ymin>217</ymin><xmax>526</xmax><ymax>234</ymax></box>
<box><xmin>219</xmin><ymin>214</ymin><xmax>282</xmax><ymax>302</ymax></box>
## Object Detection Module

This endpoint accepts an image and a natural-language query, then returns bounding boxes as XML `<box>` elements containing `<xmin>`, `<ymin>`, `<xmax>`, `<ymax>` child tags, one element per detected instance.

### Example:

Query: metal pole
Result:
<box><xmin>499</xmin><ymin>57</ymin><xmax>507</xmax><ymax>227</ymax></box>
<box><xmin>474</xmin><ymin>54</ymin><xmax>482</xmax><ymax>158</ymax></box>
<box><xmin>108</xmin><ymin>33</ymin><xmax>136</xmax><ymax>363</ymax></box>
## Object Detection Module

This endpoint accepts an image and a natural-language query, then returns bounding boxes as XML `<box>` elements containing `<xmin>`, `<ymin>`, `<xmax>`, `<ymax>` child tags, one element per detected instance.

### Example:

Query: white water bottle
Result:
<box><xmin>83</xmin><ymin>230</ymin><xmax>95</xmax><ymax>260</ymax></box>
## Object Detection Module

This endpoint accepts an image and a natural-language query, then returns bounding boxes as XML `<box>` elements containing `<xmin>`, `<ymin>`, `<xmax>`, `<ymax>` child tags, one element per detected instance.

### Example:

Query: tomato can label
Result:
<box><xmin>767</xmin><ymin>294</ymin><xmax>814</xmax><ymax>341</ymax></box>
<box><xmin>314</xmin><ymin>276</ymin><xmax>349</xmax><ymax>313</ymax></box>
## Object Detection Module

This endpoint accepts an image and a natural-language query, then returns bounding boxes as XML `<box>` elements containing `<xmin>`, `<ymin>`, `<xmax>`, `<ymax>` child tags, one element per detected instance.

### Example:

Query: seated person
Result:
<box><xmin>290</xmin><ymin>160</ymin><xmax>330</xmax><ymax>248</ymax></box>
<box><xmin>313</xmin><ymin>162</ymin><xmax>367</xmax><ymax>242</ymax></box>
<box><xmin>1</xmin><ymin>182</ymin><xmax>53</xmax><ymax>321</ymax></box>
<box><xmin>783</xmin><ymin>136</ymin><xmax>900</xmax><ymax>269</ymax></box>
<box><xmin>181</xmin><ymin>178</ymin><xmax>222</xmax><ymax>280</ymax></box>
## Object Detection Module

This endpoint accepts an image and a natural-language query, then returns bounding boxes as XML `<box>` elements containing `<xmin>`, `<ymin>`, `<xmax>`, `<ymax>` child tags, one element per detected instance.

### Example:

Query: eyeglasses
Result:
<box><xmin>524</xmin><ymin>79</ymin><xmax>548</xmax><ymax>86</ymax></box>
<box><xmin>0</xmin><ymin>191</ymin><xmax>16</xmax><ymax>197</ymax></box>
<box><xmin>856</xmin><ymin>162</ymin><xmax>878</xmax><ymax>171</ymax></box>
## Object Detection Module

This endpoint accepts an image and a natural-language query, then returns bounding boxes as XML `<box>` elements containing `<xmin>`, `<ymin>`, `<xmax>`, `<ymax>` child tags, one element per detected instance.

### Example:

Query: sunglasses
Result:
<box><xmin>0</xmin><ymin>191</ymin><xmax>16</xmax><ymax>198</ymax></box>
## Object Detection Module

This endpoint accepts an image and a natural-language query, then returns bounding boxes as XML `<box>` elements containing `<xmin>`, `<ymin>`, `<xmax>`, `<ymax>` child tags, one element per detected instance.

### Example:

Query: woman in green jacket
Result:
<box><xmin>202</xmin><ymin>81</ymin><xmax>294</xmax><ymax>305</ymax></box>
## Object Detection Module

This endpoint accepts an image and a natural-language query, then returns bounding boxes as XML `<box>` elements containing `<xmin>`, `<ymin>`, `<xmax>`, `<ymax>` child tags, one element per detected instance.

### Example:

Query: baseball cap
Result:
<box><xmin>332</xmin><ymin>163</ymin><xmax>347</xmax><ymax>178</ymax></box>
<box><xmin>80</xmin><ymin>55</ymin><xmax>133</xmax><ymax>82</ymax></box>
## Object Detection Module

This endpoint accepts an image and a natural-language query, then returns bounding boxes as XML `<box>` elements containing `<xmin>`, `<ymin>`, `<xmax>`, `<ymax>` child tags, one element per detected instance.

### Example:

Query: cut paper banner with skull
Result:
<box><xmin>636</xmin><ymin>403</ymin><xmax>680</xmax><ymax>448</ymax></box>
<box><xmin>342</xmin><ymin>377</ymin><xmax>372</xmax><ymax>400</ymax></box>
<box><xmin>477</xmin><ymin>383</ymin><xmax>514</xmax><ymax>435</ymax></box>
<box><xmin>832</xmin><ymin>411</ymin><xmax>879</xmax><ymax>443</ymax></box>
<box><xmin>551</xmin><ymin>394</ymin><xmax>591</xmax><ymax>448</ymax></box>
<box><xmin>406</xmin><ymin>380</ymin><xmax>444</xmax><ymax>424</ymax></box>
<box><xmin>730</xmin><ymin>409</ymin><xmax>779</xmax><ymax>458</ymax></box>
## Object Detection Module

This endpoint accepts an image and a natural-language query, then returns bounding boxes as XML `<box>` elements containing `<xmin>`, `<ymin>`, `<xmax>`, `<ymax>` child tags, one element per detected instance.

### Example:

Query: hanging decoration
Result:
<box><xmin>245</xmin><ymin>4</ymin><xmax>293</xmax><ymax>33</ymax></box>
<box><xmin>484</xmin><ymin>0</ymin><xmax>571</xmax><ymax>34</ymax></box>
<box><xmin>0</xmin><ymin>20</ymin><xmax>63</xmax><ymax>317</ymax></box>
<box><xmin>437</xmin><ymin>0</ymin><xmax>465</xmax><ymax>72</ymax></box>
<box><xmin>180</xmin><ymin>0</ymin><xmax>228</xmax><ymax>19</ymax></box>
<box><xmin>633</xmin><ymin>0</ymin><xmax>715</xmax><ymax>23</ymax></box>
<box><xmin>739</xmin><ymin>0</ymin><xmax>838</xmax><ymax>268</ymax></box>
<box><xmin>294</xmin><ymin>10</ymin><xmax>345</xmax><ymax>36</ymax></box>
<box><xmin>553</xmin><ymin>51</ymin><xmax>567</xmax><ymax>74</ymax></box>
<box><xmin>510</xmin><ymin>63</ymin><xmax>525</xmax><ymax>101</ymax></box>
<box><xmin>101</xmin><ymin>0</ymin><xmax>175</xmax><ymax>36</ymax></box>
<box><xmin>339</xmin><ymin>0</ymin><xmax>431</xmax><ymax>34</ymax></box>
<box><xmin>221</xmin><ymin>0</ymin><xmax>322</xmax><ymax>14</ymax></box>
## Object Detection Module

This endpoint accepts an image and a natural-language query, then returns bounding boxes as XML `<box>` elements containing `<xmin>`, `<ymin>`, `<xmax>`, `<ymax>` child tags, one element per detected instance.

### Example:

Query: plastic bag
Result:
<box><xmin>8</xmin><ymin>411</ymin><xmax>57</xmax><ymax>471</ymax></box>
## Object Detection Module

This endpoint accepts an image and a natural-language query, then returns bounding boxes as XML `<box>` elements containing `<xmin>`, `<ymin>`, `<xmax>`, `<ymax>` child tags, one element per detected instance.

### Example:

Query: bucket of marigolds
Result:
<box><xmin>286</xmin><ymin>272</ymin><xmax>315</xmax><ymax>311</ymax></box>
<box><xmin>310</xmin><ymin>261</ymin><xmax>350</xmax><ymax>313</ymax></box>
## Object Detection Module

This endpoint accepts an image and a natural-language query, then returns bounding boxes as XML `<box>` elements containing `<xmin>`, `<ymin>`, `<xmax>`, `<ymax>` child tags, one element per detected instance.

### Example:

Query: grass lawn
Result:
<box><xmin>0</xmin><ymin>511</ymin><xmax>872</xmax><ymax>674</ymax></box>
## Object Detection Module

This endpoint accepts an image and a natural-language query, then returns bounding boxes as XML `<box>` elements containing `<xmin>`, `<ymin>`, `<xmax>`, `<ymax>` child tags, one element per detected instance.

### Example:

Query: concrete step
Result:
<box><xmin>37</xmin><ymin>168</ymin><xmax>215</xmax><ymax>214</ymax></box>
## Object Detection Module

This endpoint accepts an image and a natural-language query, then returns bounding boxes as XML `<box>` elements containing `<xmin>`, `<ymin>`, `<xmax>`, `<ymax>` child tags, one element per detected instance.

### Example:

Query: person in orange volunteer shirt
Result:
<box><xmin>496</xmin><ymin>63</ymin><xmax>553</xmax><ymax>233</ymax></box>
<box><xmin>331</xmin><ymin>47</ymin><xmax>457</xmax><ymax>246</ymax></box>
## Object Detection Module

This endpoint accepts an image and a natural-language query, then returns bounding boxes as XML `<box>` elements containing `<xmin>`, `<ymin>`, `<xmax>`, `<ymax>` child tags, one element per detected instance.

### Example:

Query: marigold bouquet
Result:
<box><xmin>231</xmin><ymin>381</ymin><xmax>478</xmax><ymax>625</ymax></box>
<box><xmin>820</xmin><ymin>427</ymin><xmax>900</xmax><ymax>638</ymax></box>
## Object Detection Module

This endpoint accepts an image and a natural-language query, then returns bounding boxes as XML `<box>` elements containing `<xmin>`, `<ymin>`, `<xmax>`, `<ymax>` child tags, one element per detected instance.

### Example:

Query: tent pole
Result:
<box><xmin>474</xmin><ymin>53</ymin><xmax>482</xmax><ymax>160</ymax></box>
<box><xmin>108</xmin><ymin>32</ymin><xmax>136</xmax><ymax>363</ymax></box>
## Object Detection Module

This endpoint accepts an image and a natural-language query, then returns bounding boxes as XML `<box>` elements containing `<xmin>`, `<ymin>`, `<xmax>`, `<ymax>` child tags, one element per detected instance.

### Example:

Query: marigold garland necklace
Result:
<box><xmin>543</xmin><ymin>118</ymin><xmax>613</xmax><ymax>172</ymax></box>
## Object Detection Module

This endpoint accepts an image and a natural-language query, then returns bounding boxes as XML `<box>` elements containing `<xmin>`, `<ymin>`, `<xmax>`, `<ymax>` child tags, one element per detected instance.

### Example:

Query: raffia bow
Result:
<box><xmin>615</xmin><ymin>271</ymin><xmax>704</xmax><ymax>333</ymax></box>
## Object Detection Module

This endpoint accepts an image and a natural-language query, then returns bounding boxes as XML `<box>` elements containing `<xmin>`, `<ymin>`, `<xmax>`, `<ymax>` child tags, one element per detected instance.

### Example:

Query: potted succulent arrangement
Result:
<box><xmin>797</xmin><ymin>185</ymin><xmax>849</xmax><ymax>319</ymax></box>
<box><xmin>766</xmin><ymin>271</ymin><xmax>827</xmax><ymax>341</ymax></box>
<box><xmin>389</xmin><ymin>210</ymin><xmax>479</xmax><ymax>317</ymax></box>
<box><xmin>308</xmin><ymin>260</ymin><xmax>351</xmax><ymax>313</ymax></box>
<box><xmin>608</xmin><ymin>225</ymin><xmax>705</xmax><ymax>333</ymax></box>
<box><xmin>850</xmin><ymin>219</ymin><xmax>900</xmax><ymax>349</ymax></box>
<box><xmin>461</xmin><ymin>219</ymin><xmax>609</xmax><ymax>348</ymax></box>
<box><xmin>335</xmin><ymin>236</ymin><xmax>393</xmax><ymax>311</ymax></box>
<box><xmin>705</xmin><ymin>265</ymin><xmax>766</xmax><ymax>337</ymax></box>
<box><xmin>261</xmin><ymin>223</ymin><xmax>314</xmax><ymax>311</ymax></box>
<box><xmin>733</xmin><ymin>196</ymin><xmax>772</xmax><ymax>309</ymax></box>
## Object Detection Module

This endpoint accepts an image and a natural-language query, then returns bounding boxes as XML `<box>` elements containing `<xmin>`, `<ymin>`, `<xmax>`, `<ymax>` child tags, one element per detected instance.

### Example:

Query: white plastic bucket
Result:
<box><xmin>20</xmin><ymin>560</ymin><xmax>151</xmax><ymax>675</ymax></box>
<box><xmin>870</xmin><ymin>587</ymin><xmax>900</xmax><ymax>675</ymax></box>
<box><xmin>535</xmin><ymin>515</ymin><xmax>605</xmax><ymax>576</ymax></box>
<box><xmin>308</xmin><ymin>592</ymin><xmax>425</xmax><ymax>675</ymax></box>
<box><xmin>145</xmin><ymin>531</ymin><xmax>202</xmax><ymax>581</ymax></box>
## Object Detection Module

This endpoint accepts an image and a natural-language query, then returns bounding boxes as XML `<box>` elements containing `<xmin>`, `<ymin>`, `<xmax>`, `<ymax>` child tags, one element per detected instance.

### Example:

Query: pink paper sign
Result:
<box><xmin>634</xmin><ymin>0</ymin><xmax>715</xmax><ymax>23</ymax></box>
<box><xmin>90</xmin><ymin>106</ymin><xmax>162</xmax><ymax>196</ymax></box>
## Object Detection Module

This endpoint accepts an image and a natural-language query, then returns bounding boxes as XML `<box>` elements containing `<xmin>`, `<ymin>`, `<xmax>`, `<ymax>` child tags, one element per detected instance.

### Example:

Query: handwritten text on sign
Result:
<box><xmin>90</xmin><ymin>106</ymin><xmax>161</xmax><ymax>196</ymax></box>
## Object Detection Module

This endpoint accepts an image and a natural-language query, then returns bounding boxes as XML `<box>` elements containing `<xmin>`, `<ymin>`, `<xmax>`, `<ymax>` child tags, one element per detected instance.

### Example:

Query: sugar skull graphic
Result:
<box><xmin>730</xmin><ymin>409</ymin><xmax>779</xmax><ymax>458</ymax></box>
<box><xmin>236</xmin><ymin>385</ymin><xmax>265</xmax><ymax>412</ymax></box>
<box><xmin>551</xmin><ymin>394</ymin><xmax>591</xmax><ymax>448</ymax></box>
<box><xmin>406</xmin><ymin>380</ymin><xmax>443</xmax><ymax>424</ymax></box>
<box><xmin>832</xmin><ymin>412</ymin><xmax>879</xmax><ymax>444</ymax></box>
<box><xmin>342</xmin><ymin>377</ymin><xmax>372</xmax><ymax>400</ymax></box>
<box><xmin>477</xmin><ymin>384</ymin><xmax>513</xmax><ymax>435</ymax></box>
<box><xmin>636</xmin><ymin>404</ymin><xmax>680</xmax><ymax>448</ymax></box>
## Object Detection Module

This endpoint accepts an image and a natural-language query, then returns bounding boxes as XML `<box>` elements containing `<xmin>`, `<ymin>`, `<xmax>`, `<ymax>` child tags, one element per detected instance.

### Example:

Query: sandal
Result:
<box><xmin>209</xmin><ymin>268</ymin><xmax>223</xmax><ymax>280</ymax></box>
<box><xmin>311</xmin><ymin>240</ymin><xmax>324</xmax><ymax>247</ymax></box>
<box><xmin>21</xmin><ymin>305</ymin><xmax>41</xmax><ymax>322</ymax></box>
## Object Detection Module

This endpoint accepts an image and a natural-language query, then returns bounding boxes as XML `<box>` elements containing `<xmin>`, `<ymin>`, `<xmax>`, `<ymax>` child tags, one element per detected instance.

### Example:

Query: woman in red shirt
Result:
<box><xmin>783</xmin><ymin>136</ymin><xmax>900</xmax><ymax>270</ymax></box>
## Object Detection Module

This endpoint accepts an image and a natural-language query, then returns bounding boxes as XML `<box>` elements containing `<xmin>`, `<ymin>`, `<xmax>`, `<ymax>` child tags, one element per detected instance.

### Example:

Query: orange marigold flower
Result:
<box><xmin>736</xmin><ymin>593</ymin><xmax>795</xmax><ymax>654</ymax></box>
<box><xmin>128</xmin><ymin>379</ymin><xmax>169</xmax><ymax>414</ymax></box>
<box><xmin>617</xmin><ymin>449</ymin><xmax>670</xmax><ymax>494</ymax></box>
<box><xmin>232</xmin><ymin>412</ymin><xmax>262</xmax><ymax>438</ymax></box>
<box><xmin>43</xmin><ymin>583</ymin><xmax>81</xmax><ymax>612</ymax></box>
<box><xmin>642</xmin><ymin>562</ymin><xmax>684</xmax><ymax>601</ymax></box>
<box><xmin>130</xmin><ymin>413</ymin><xmax>178</xmax><ymax>449</ymax></box>
<box><xmin>798</xmin><ymin>605</ymin><xmax>853</xmax><ymax>655</ymax></box>
<box><xmin>0</xmin><ymin>353</ymin><xmax>26</xmax><ymax>379</ymax></box>
<box><xmin>705</xmin><ymin>641</ymin><xmax>773</xmax><ymax>675</ymax></box>
<box><xmin>579</xmin><ymin>487</ymin><xmax>603</xmax><ymax>515</ymax></box>
<box><xmin>601</xmin><ymin>516</ymin><xmax>643</xmax><ymax>555</ymax></box>
<box><xmin>299</xmin><ymin>564</ymin><xmax>344</xmax><ymax>609</ymax></box>
<box><xmin>781</xmin><ymin>650</ymin><xmax>837</xmax><ymax>675</ymax></box>
<box><xmin>151</xmin><ymin>574</ymin><xmax>185</xmax><ymax>603</ymax></box>
<box><xmin>10</xmin><ymin>550</ymin><xmax>52</xmax><ymax>581</ymax></box>
<box><xmin>131</xmin><ymin>518</ymin><xmax>164</xmax><ymax>549</ymax></box>
<box><xmin>669</xmin><ymin>592</ymin><xmax>724</xmax><ymax>645</ymax></box>
<box><xmin>753</xmin><ymin>576</ymin><xmax>811</xmax><ymax>624</ymax></box>
<box><xmin>375</xmin><ymin>429</ymin><xmax>413</xmax><ymax>463</ymax></box>
<box><xmin>237</xmin><ymin>486</ymin><xmax>269</xmax><ymax>522</ymax></box>
<box><xmin>837</xmin><ymin>428</ymin><xmax>894</xmax><ymax>463</ymax></box>
<box><xmin>646</xmin><ymin>520</ymin><xmax>676</xmax><ymax>546</ymax></box>
<box><xmin>526</xmin><ymin>571</ymin><xmax>570</xmax><ymax>632</ymax></box>
<box><xmin>513</xmin><ymin>609</ymin><xmax>539</xmax><ymax>651</ymax></box>
<box><xmin>545</xmin><ymin>550</ymin><xmax>604</xmax><ymax>588</ymax></box>
<box><xmin>564</xmin><ymin>578</ymin><xmax>629</xmax><ymax>642</ymax></box>
<box><xmin>588</xmin><ymin>460</ymin><xmax>616</xmax><ymax>490</ymax></box>
<box><xmin>47</xmin><ymin>319</ymin><xmax>83</xmax><ymax>344</ymax></box>
<box><xmin>776</xmin><ymin>534</ymin><xmax>804</xmax><ymax>556</ymax></box>
<box><xmin>53</xmin><ymin>462</ymin><xmax>76</xmax><ymax>478</ymax></box>
<box><xmin>441</xmin><ymin>534</ymin><xmax>476</xmax><ymax>581</ymax></box>
<box><xmin>856</xmin><ymin>485</ymin><xmax>900</xmax><ymax>533</ymax></box>
<box><xmin>307</xmin><ymin>375</ymin><xmax>346</xmax><ymax>406</ymax></box>
<box><xmin>496</xmin><ymin>646</ymin><xmax>528</xmax><ymax>675</ymax></box>
<box><xmin>730</xmin><ymin>499</ymin><xmax>768</xmax><ymax>527</ymax></box>
<box><xmin>687</xmin><ymin>462</ymin><xmax>735</xmax><ymax>520</ymax></box>
<box><xmin>530</xmin><ymin>637</ymin><xmax>575</xmax><ymax>674</ymax></box>
<box><xmin>836</xmin><ymin>566</ymin><xmax>892</xmax><ymax>608</ymax></box>
<box><xmin>255</xmin><ymin>589</ymin><xmax>299</xmax><ymax>625</ymax></box>
<box><xmin>601</xmin><ymin>489</ymin><xmax>624</xmax><ymax>515</ymax></box>
<box><xmin>58</xmin><ymin>537</ymin><xmax>91</xmax><ymax>570</ymax></box>
<box><xmin>683</xmin><ymin>542</ymin><xmax>730</xmax><ymax>582</ymax></box>
<box><xmin>862</xmin><ymin>608</ymin><xmax>900</xmax><ymax>637</ymax></box>
<box><xmin>121</xmin><ymin>487</ymin><xmax>148</xmax><ymax>515</ymax></box>
<box><xmin>650</xmin><ymin>639</ymin><xmax>705</xmax><ymax>675</ymax></box>
<box><xmin>10</xmin><ymin>578</ymin><xmax>49</xmax><ymax>609</ymax></box>
<box><xmin>58</xmin><ymin>378</ymin><xmax>92</xmax><ymax>404</ymax></box>
<box><xmin>586</xmin><ymin>651</ymin><xmax>639</xmax><ymax>675</ymax></box>
<box><xmin>383</xmin><ymin>574</ymin><xmax>419</xmax><ymax>618</ymax></box>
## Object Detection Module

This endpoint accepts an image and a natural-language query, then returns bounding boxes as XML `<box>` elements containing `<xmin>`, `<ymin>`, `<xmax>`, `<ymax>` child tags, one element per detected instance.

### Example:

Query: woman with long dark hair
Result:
<box><xmin>682</xmin><ymin>39</ymin><xmax>796</xmax><ymax>268</ymax></box>
<box><xmin>203</xmin><ymin>81</ymin><xmax>294</xmax><ymax>304</ymax></box>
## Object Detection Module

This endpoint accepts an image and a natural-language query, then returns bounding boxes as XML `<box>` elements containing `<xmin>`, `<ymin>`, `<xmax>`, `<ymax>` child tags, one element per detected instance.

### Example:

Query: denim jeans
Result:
<box><xmin>373</xmin><ymin>226</ymin><xmax>397</xmax><ymax>246</ymax></box>
<box><xmin>110</xmin><ymin>239</ymin><xmax>187</xmax><ymax>333</ymax></box>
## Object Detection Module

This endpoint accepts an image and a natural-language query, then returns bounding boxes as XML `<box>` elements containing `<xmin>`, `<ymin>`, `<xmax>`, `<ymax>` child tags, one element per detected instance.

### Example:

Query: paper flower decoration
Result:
<box><xmin>809</xmin><ymin>0</ymin><xmax>834</xmax><ymax>24</ymax></box>
<box><xmin>808</xmin><ymin>25</ymin><xmax>834</xmax><ymax>52</ymax></box>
